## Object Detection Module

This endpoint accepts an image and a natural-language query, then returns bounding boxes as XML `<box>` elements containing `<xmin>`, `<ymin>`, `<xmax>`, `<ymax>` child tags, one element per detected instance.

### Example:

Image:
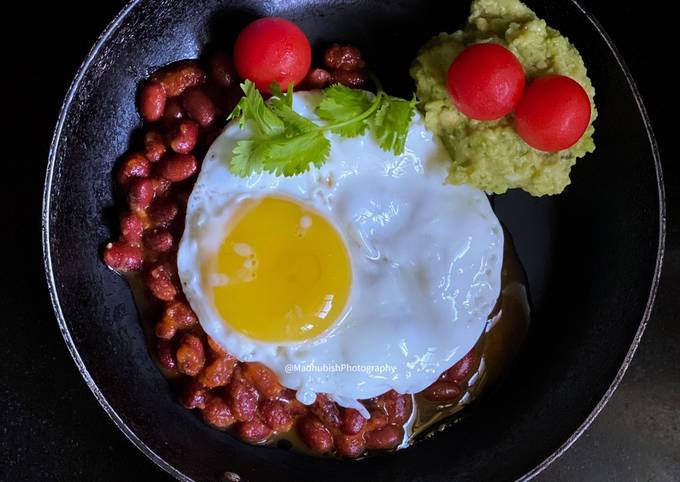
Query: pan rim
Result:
<box><xmin>520</xmin><ymin>0</ymin><xmax>666</xmax><ymax>478</ymax></box>
<box><xmin>41</xmin><ymin>1</ymin><xmax>190</xmax><ymax>480</ymax></box>
<box><xmin>41</xmin><ymin>1</ymin><xmax>666</xmax><ymax>481</ymax></box>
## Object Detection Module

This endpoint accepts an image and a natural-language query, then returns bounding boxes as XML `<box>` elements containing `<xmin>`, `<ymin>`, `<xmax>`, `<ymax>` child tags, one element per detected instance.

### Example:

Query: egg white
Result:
<box><xmin>177</xmin><ymin>91</ymin><xmax>503</xmax><ymax>412</ymax></box>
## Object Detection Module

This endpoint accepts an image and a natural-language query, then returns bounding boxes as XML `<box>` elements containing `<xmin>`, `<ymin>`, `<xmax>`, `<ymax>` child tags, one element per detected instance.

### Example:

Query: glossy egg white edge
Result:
<box><xmin>177</xmin><ymin>91</ymin><xmax>504</xmax><ymax>412</ymax></box>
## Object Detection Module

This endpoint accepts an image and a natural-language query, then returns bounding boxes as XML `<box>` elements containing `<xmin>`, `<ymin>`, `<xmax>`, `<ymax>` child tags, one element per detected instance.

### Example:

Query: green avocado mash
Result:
<box><xmin>410</xmin><ymin>0</ymin><xmax>597</xmax><ymax>196</ymax></box>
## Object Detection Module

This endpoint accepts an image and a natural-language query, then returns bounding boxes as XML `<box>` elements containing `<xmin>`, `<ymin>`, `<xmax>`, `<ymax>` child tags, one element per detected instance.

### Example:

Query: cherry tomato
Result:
<box><xmin>233</xmin><ymin>17</ymin><xmax>311</xmax><ymax>93</ymax></box>
<box><xmin>446</xmin><ymin>43</ymin><xmax>525</xmax><ymax>121</ymax></box>
<box><xmin>514</xmin><ymin>74</ymin><xmax>591</xmax><ymax>152</ymax></box>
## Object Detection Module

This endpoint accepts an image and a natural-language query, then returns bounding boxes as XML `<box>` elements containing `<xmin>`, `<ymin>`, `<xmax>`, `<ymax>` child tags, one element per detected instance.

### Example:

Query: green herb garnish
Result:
<box><xmin>371</xmin><ymin>94</ymin><xmax>418</xmax><ymax>155</ymax></box>
<box><xmin>226</xmin><ymin>78</ymin><xmax>416</xmax><ymax>177</ymax></box>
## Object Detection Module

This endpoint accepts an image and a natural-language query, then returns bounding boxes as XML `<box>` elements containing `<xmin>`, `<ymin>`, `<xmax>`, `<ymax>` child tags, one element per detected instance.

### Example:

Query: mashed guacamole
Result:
<box><xmin>411</xmin><ymin>0</ymin><xmax>597</xmax><ymax>196</ymax></box>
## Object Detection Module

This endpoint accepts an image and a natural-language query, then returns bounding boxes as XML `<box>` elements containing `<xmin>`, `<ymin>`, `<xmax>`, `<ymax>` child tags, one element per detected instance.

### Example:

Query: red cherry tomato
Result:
<box><xmin>446</xmin><ymin>43</ymin><xmax>525</xmax><ymax>121</ymax></box>
<box><xmin>514</xmin><ymin>74</ymin><xmax>591</xmax><ymax>152</ymax></box>
<box><xmin>233</xmin><ymin>17</ymin><xmax>312</xmax><ymax>92</ymax></box>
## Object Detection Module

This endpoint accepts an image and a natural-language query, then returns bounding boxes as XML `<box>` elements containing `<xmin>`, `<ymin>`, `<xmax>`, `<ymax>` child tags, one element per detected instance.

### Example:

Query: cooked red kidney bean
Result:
<box><xmin>340</xmin><ymin>408</ymin><xmax>366</xmax><ymax>435</ymax></box>
<box><xmin>276</xmin><ymin>388</ymin><xmax>308</xmax><ymax>417</ymax></box>
<box><xmin>157</xmin><ymin>153</ymin><xmax>197</xmax><ymax>182</ymax></box>
<box><xmin>304</xmin><ymin>68</ymin><xmax>331</xmax><ymax>90</ymax></box>
<box><xmin>145</xmin><ymin>263</ymin><xmax>177</xmax><ymax>301</ymax></box>
<box><xmin>119</xmin><ymin>212</ymin><xmax>143</xmax><ymax>244</ymax></box>
<box><xmin>150</xmin><ymin>177</ymin><xmax>171</xmax><ymax>197</ymax></box>
<box><xmin>237</xmin><ymin>418</ymin><xmax>272</xmax><ymax>443</ymax></box>
<box><xmin>324</xmin><ymin>44</ymin><xmax>365</xmax><ymax>71</ymax></box>
<box><xmin>155</xmin><ymin>318</ymin><xmax>175</xmax><ymax>340</ymax></box>
<box><xmin>203</xmin><ymin>395</ymin><xmax>236</xmax><ymax>429</ymax></box>
<box><xmin>165</xmin><ymin>300</ymin><xmax>197</xmax><ymax>328</ymax></box>
<box><xmin>176</xmin><ymin>334</ymin><xmax>205</xmax><ymax>376</ymax></box>
<box><xmin>441</xmin><ymin>349</ymin><xmax>480</xmax><ymax>384</ymax></box>
<box><xmin>117</xmin><ymin>153</ymin><xmax>150</xmax><ymax>185</ymax></box>
<box><xmin>365</xmin><ymin>408</ymin><xmax>388</xmax><ymax>431</ymax></box>
<box><xmin>365</xmin><ymin>425</ymin><xmax>402</xmax><ymax>450</ymax></box>
<box><xmin>180</xmin><ymin>379</ymin><xmax>208</xmax><ymax>410</ymax></box>
<box><xmin>181</xmin><ymin>87</ymin><xmax>217</xmax><ymax>127</ymax></box>
<box><xmin>373</xmin><ymin>390</ymin><xmax>412</xmax><ymax>426</ymax></box>
<box><xmin>103</xmin><ymin>241</ymin><xmax>143</xmax><ymax>271</ymax></box>
<box><xmin>298</xmin><ymin>416</ymin><xmax>334</xmax><ymax>453</ymax></box>
<box><xmin>128</xmin><ymin>178</ymin><xmax>155</xmax><ymax>210</ymax></box>
<box><xmin>335</xmin><ymin>433</ymin><xmax>365</xmax><ymax>458</ymax></box>
<box><xmin>391</xmin><ymin>394</ymin><xmax>412</xmax><ymax>425</ymax></box>
<box><xmin>206</xmin><ymin>336</ymin><xmax>226</xmax><ymax>356</ymax></box>
<box><xmin>210</xmin><ymin>51</ymin><xmax>237</xmax><ymax>88</ymax></box>
<box><xmin>155</xmin><ymin>299</ymin><xmax>197</xmax><ymax>339</ymax></box>
<box><xmin>422</xmin><ymin>381</ymin><xmax>462</xmax><ymax>402</ymax></box>
<box><xmin>143</xmin><ymin>227</ymin><xmax>173</xmax><ymax>253</ymax></box>
<box><xmin>310</xmin><ymin>394</ymin><xmax>341</xmax><ymax>428</ymax></box>
<box><xmin>148</xmin><ymin>199</ymin><xmax>178</xmax><ymax>227</ymax></box>
<box><xmin>144</xmin><ymin>130</ymin><xmax>166</xmax><ymax>162</ymax></box>
<box><xmin>198</xmin><ymin>354</ymin><xmax>237</xmax><ymax>388</ymax></box>
<box><xmin>138</xmin><ymin>81</ymin><xmax>166</xmax><ymax>122</ymax></box>
<box><xmin>156</xmin><ymin>339</ymin><xmax>176</xmax><ymax>370</ymax></box>
<box><xmin>227</xmin><ymin>377</ymin><xmax>259</xmax><ymax>422</ymax></box>
<box><xmin>259</xmin><ymin>399</ymin><xmax>293</xmax><ymax>432</ymax></box>
<box><xmin>151</xmin><ymin>60</ymin><xmax>206</xmax><ymax>97</ymax></box>
<box><xmin>241</xmin><ymin>363</ymin><xmax>281</xmax><ymax>399</ymax></box>
<box><xmin>163</xmin><ymin>98</ymin><xmax>185</xmax><ymax>123</ymax></box>
<box><xmin>167</xmin><ymin>119</ymin><xmax>199</xmax><ymax>154</ymax></box>
<box><xmin>330</xmin><ymin>69</ymin><xmax>367</xmax><ymax>89</ymax></box>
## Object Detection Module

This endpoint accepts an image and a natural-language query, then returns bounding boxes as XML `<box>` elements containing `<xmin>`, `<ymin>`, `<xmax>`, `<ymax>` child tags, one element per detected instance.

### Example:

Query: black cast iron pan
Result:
<box><xmin>43</xmin><ymin>0</ymin><xmax>665</xmax><ymax>480</ymax></box>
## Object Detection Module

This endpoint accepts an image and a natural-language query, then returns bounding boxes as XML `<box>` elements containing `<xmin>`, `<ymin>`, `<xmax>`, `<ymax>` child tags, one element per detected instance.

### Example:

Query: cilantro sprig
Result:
<box><xmin>226</xmin><ymin>78</ymin><xmax>417</xmax><ymax>177</ymax></box>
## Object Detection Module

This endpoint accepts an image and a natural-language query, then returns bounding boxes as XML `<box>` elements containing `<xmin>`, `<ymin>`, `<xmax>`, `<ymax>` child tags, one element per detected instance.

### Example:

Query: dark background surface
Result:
<box><xmin>1</xmin><ymin>1</ymin><xmax>677</xmax><ymax>481</ymax></box>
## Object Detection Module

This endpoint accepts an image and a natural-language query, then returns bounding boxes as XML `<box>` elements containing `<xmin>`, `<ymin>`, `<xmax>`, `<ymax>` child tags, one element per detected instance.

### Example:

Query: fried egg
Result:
<box><xmin>177</xmin><ymin>91</ymin><xmax>503</xmax><ymax>414</ymax></box>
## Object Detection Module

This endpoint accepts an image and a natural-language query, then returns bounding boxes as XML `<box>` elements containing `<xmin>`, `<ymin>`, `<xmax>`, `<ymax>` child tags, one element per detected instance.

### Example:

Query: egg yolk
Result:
<box><xmin>209</xmin><ymin>196</ymin><xmax>352</xmax><ymax>342</ymax></box>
